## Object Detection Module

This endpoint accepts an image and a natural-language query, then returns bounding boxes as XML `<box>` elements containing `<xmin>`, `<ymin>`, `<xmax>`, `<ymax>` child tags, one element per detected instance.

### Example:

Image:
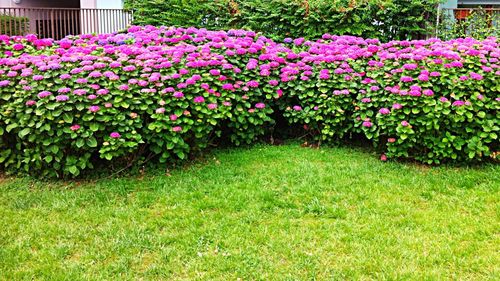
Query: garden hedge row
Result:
<box><xmin>0</xmin><ymin>27</ymin><xmax>499</xmax><ymax>177</ymax></box>
<box><xmin>125</xmin><ymin>0</ymin><xmax>440</xmax><ymax>42</ymax></box>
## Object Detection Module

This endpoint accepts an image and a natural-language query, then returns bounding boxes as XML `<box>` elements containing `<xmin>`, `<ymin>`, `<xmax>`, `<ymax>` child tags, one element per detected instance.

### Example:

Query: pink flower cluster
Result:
<box><xmin>0</xmin><ymin>25</ymin><xmax>498</xmax><ymax>167</ymax></box>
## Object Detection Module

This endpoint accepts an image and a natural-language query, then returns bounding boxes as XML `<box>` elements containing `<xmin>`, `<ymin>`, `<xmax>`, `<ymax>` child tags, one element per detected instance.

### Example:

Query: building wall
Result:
<box><xmin>442</xmin><ymin>0</ymin><xmax>458</xmax><ymax>9</ymax></box>
<box><xmin>0</xmin><ymin>0</ymin><xmax>123</xmax><ymax>9</ymax></box>
<box><xmin>443</xmin><ymin>0</ymin><xmax>500</xmax><ymax>7</ymax></box>
<box><xmin>96</xmin><ymin>0</ymin><xmax>123</xmax><ymax>9</ymax></box>
<box><xmin>0</xmin><ymin>0</ymin><xmax>80</xmax><ymax>8</ymax></box>
<box><xmin>79</xmin><ymin>0</ymin><xmax>96</xmax><ymax>9</ymax></box>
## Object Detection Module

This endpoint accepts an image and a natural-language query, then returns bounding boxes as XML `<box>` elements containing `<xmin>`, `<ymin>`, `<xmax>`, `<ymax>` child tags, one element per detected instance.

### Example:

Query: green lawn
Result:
<box><xmin>1</xmin><ymin>144</ymin><xmax>499</xmax><ymax>280</ymax></box>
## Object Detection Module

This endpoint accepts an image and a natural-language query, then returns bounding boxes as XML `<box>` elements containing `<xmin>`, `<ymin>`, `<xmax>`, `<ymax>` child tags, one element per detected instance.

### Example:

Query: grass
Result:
<box><xmin>0</xmin><ymin>144</ymin><xmax>499</xmax><ymax>280</ymax></box>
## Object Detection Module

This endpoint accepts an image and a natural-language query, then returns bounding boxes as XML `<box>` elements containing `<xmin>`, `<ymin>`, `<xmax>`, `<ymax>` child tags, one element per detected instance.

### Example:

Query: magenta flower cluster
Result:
<box><xmin>0</xmin><ymin>26</ymin><xmax>499</xmax><ymax>177</ymax></box>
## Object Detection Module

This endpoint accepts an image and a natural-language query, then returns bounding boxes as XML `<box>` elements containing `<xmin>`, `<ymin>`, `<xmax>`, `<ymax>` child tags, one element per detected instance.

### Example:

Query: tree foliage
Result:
<box><xmin>125</xmin><ymin>0</ymin><xmax>441</xmax><ymax>41</ymax></box>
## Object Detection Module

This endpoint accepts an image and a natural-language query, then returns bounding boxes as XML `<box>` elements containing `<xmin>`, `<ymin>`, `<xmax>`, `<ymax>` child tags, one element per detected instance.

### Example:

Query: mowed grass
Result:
<box><xmin>0</xmin><ymin>144</ymin><xmax>499</xmax><ymax>280</ymax></box>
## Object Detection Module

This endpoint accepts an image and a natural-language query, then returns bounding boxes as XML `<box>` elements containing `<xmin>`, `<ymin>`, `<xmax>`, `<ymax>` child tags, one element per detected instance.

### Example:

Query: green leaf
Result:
<box><xmin>6</xmin><ymin>123</ymin><xmax>18</xmax><ymax>132</ymax></box>
<box><xmin>176</xmin><ymin>151</ymin><xmax>185</xmax><ymax>159</ymax></box>
<box><xmin>45</xmin><ymin>155</ymin><xmax>53</xmax><ymax>163</ymax></box>
<box><xmin>167</xmin><ymin>142</ymin><xmax>175</xmax><ymax>150</ymax></box>
<box><xmin>18</xmin><ymin>128</ymin><xmax>31</xmax><ymax>138</ymax></box>
<box><xmin>62</xmin><ymin>113</ymin><xmax>73</xmax><ymax>123</ymax></box>
<box><xmin>68</xmin><ymin>166</ymin><xmax>79</xmax><ymax>175</ymax></box>
<box><xmin>49</xmin><ymin>145</ymin><xmax>59</xmax><ymax>154</ymax></box>
<box><xmin>89</xmin><ymin>123</ymin><xmax>99</xmax><ymax>132</ymax></box>
<box><xmin>86</xmin><ymin>137</ymin><xmax>98</xmax><ymax>148</ymax></box>
<box><xmin>76</xmin><ymin>139</ymin><xmax>85</xmax><ymax>148</ymax></box>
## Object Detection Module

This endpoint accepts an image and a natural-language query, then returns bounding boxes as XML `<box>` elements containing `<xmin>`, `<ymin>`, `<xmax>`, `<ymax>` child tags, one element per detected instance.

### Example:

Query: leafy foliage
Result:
<box><xmin>437</xmin><ymin>8</ymin><xmax>500</xmax><ymax>40</ymax></box>
<box><xmin>0</xmin><ymin>26</ymin><xmax>499</xmax><ymax>178</ymax></box>
<box><xmin>125</xmin><ymin>0</ymin><xmax>440</xmax><ymax>42</ymax></box>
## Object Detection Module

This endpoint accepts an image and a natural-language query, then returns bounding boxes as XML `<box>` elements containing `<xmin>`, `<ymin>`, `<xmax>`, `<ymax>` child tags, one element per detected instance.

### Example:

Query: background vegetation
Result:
<box><xmin>437</xmin><ymin>8</ymin><xmax>500</xmax><ymax>40</ymax></box>
<box><xmin>125</xmin><ymin>0</ymin><xmax>441</xmax><ymax>41</ymax></box>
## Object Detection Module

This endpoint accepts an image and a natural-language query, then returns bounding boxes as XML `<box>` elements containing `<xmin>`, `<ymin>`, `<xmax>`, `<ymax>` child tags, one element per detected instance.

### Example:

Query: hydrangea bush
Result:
<box><xmin>0</xmin><ymin>26</ymin><xmax>498</xmax><ymax>177</ymax></box>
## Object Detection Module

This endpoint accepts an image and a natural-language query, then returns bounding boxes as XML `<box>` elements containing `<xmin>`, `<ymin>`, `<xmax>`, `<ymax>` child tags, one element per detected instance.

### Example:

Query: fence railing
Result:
<box><xmin>0</xmin><ymin>7</ymin><xmax>133</xmax><ymax>40</ymax></box>
<box><xmin>436</xmin><ymin>8</ymin><xmax>500</xmax><ymax>39</ymax></box>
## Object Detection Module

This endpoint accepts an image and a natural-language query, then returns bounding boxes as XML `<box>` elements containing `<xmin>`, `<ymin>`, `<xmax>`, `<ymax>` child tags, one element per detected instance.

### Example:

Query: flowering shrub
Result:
<box><xmin>280</xmin><ymin>35</ymin><xmax>500</xmax><ymax>163</ymax></box>
<box><xmin>0</xmin><ymin>26</ymin><xmax>499</xmax><ymax>177</ymax></box>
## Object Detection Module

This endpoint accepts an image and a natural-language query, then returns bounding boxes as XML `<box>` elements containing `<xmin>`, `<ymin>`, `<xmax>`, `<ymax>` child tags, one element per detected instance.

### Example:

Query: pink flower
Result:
<box><xmin>172</xmin><ymin>126</ymin><xmax>182</xmax><ymax>132</ymax></box>
<box><xmin>452</xmin><ymin>100</ymin><xmax>465</xmax><ymax>107</ymax></box>
<box><xmin>319</xmin><ymin>69</ymin><xmax>330</xmax><ymax>80</ymax></box>
<box><xmin>439</xmin><ymin>97</ymin><xmax>449</xmax><ymax>102</ymax></box>
<box><xmin>25</xmin><ymin>100</ymin><xmax>36</xmax><ymax>106</ymax></box>
<box><xmin>59</xmin><ymin>40</ymin><xmax>72</xmax><ymax>49</ymax></box>
<box><xmin>156</xmin><ymin>107</ymin><xmax>165</xmax><ymax>114</ymax></box>
<box><xmin>55</xmin><ymin>95</ymin><xmax>69</xmax><ymax>102</ymax></box>
<box><xmin>418</xmin><ymin>74</ymin><xmax>429</xmax><ymax>81</ymax></box>
<box><xmin>380</xmin><ymin>154</ymin><xmax>387</xmax><ymax>161</ymax></box>
<box><xmin>70</xmin><ymin>124</ymin><xmax>81</xmax><ymax>131</ymax></box>
<box><xmin>194</xmin><ymin>96</ymin><xmax>205</xmax><ymax>103</ymax></box>
<box><xmin>362</xmin><ymin>121</ymin><xmax>373</xmax><ymax>127</ymax></box>
<box><xmin>209</xmin><ymin>69</ymin><xmax>220</xmax><ymax>76</ymax></box>
<box><xmin>88</xmin><ymin>71</ymin><xmax>102</xmax><ymax>78</ymax></box>
<box><xmin>379</xmin><ymin>108</ymin><xmax>390</xmax><ymax>115</ymax></box>
<box><xmin>222</xmin><ymin>83</ymin><xmax>234</xmax><ymax>91</ymax></box>
<box><xmin>276</xmin><ymin>89</ymin><xmax>283</xmax><ymax>98</ymax></box>
<box><xmin>89</xmin><ymin>105</ymin><xmax>100</xmax><ymax>113</ymax></box>
<box><xmin>73</xmin><ymin>89</ymin><xmax>87</xmax><ymax>96</ymax></box>
<box><xmin>207</xmin><ymin>103</ymin><xmax>217</xmax><ymax>110</ymax></box>
<box><xmin>403</xmin><ymin>63</ymin><xmax>418</xmax><ymax>70</ymax></box>
<box><xmin>255</xmin><ymin>103</ymin><xmax>266</xmax><ymax>109</ymax></box>
<box><xmin>110</xmin><ymin>132</ymin><xmax>121</xmax><ymax>138</ymax></box>
<box><xmin>58</xmin><ymin>87</ymin><xmax>71</xmax><ymax>93</ymax></box>
<box><xmin>400</xmin><ymin>76</ymin><xmax>413</xmax><ymax>83</ymax></box>
<box><xmin>12</xmin><ymin>44</ymin><xmax>24</xmax><ymax>51</ymax></box>
<box><xmin>246</xmin><ymin>80</ymin><xmax>259</xmax><ymax>88</ymax></box>
<box><xmin>392</xmin><ymin>103</ymin><xmax>402</xmax><ymax>110</ymax></box>
<box><xmin>97</xmin><ymin>89</ymin><xmax>109</xmax><ymax>95</ymax></box>
<box><xmin>401</xmin><ymin>121</ymin><xmax>410</xmax><ymax>127</ymax></box>
<box><xmin>173</xmin><ymin>91</ymin><xmax>184</xmax><ymax>98</ymax></box>
<box><xmin>123</xmin><ymin>65</ymin><xmax>136</xmax><ymax>72</ymax></box>
<box><xmin>269</xmin><ymin>80</ymin><xmax>279</xmax><ymax>86</ymax></box>
<box><xmin>387</xmin><ymin>138</ymin><xmax>396</xmax><ymax>143</ymax></box>
<box><xmin>170</xmin><ymin>114</ymin><xmax>178</xmax><ymax>121</ymax></box>
<box><xmin>37</xmin><ymin>91</ymin><xmax>52</xmax><ymax>98</ymax></box>
<box><xmin>293</xmin><ymin>105</ymin><xmax>302</xmax><ymax>111</ymax></box>
<box><xmin>470</xmin><ymin>72</ymin><xmax>483</xmax><ymax>81</ymax></box>
<box><xmin>118</xmin><ymin>84</ymin><xmax>130</xmax><ymax>91</ymax></box>
<box><xmin>423</xmin><ymin>89</ymin><xmax>434</xmax><ymax>96</ymax></box>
